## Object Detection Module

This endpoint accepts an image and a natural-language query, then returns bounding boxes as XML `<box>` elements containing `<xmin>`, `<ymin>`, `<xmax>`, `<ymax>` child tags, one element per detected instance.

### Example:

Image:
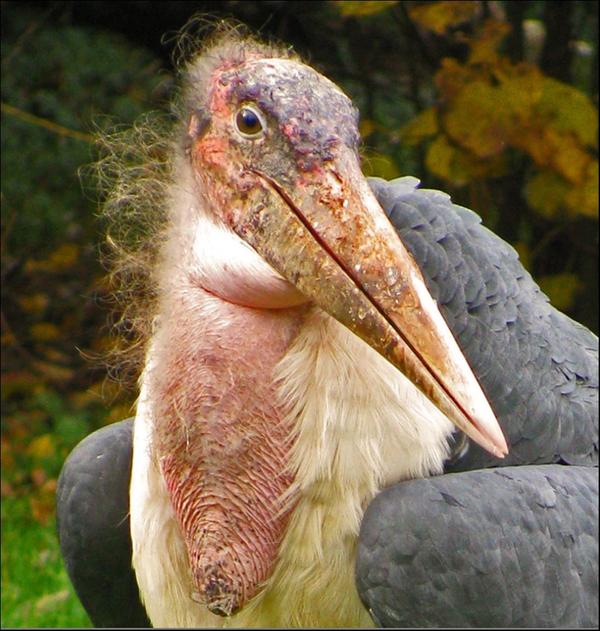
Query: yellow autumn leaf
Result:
<box><xmin>48</xmin><ymin>243</ymin><xmax>80</xmax><ymax>270</ymax></box>
<box><xmin>18</xmin><ymin>293</ymin><xmax>49</xmax><ymax>314</ymax></box>
<box><xmin>512</xmin><ymin>126</ymin><xmax>547</xmax><ymax>167</ymax></box>
<box><xmin>525</xmin><ymin>171</ymin><xmax>570</xmax><ymax>218</ymax></box>
<box><xmin>565</xmin><ymin>160</ymin><xmax>599</xmax><ymax>219</ymax></box>
<box><xmin>467</xmin><ymin>18</ymin><xmax>511</xmax><ymax>65</ymax></box>
<box><xmin>495</xmin><ymin>63</ymin><xmax>544</xmax><ymax>116</ymax></box>
<box><xmin>516</xmin><ymin>125</ymin><xmax>590</xmax><ymax>185</ymax></box>
<box><xmin>27</xmin><ymin>434</ymin><xmax>55</xmax><ymax>459</ymax></box>
<box><xmin>30</xmin><ymin>322</ymin><xmax>60</xmax><ymax>342</ymax></box>
<box><xmin>69</xmin><ymin>386</ymin><xmax>104</xmax><ymax>409</ymax></box>
<box><xmin>361</xmin><ymin>152</ymin><xmax>402</xmax><ymax>179</ymax></box>
<box><xmin>537</xmin><ymin>77</ymin><xmax>598</xmax><ymax>149</ymax></box>
<box><xmin>69</xmin><ymin>378</ymin><xmax>122</xmax><ymax>409</ymax></box>
<box><xmin>1</xmin><ymin>370</ymin><xmax>35</xmax><ymax>400</ymax></box>
<box><xmin>30</xmin><ymin>495</ymin><xmax>54</xmax><ymax>526</ymax></box>
<box><xmin>31</xmin><ymin>467</ymin><xmax>48</xmax><ymax>487</ymax></box>
<box><xmin>23</xmin><ymin>258</ymin><xmax>42</xmax><ymax>274</ymax></box>
<box><xmin>426</xmin><ymin>135</ymin><xmax>508</xmax><ymax>185</ymax></box>
<box><xmin>550</xmin><ymin>133</ymin><xmax>591</xmax><ymax>185</ymax></box>
<box><xmin>42</xmin><ymin>347</ymin><xmax>71</xmax><ymax>363</ymax></box>
<box><xmin>516</xmin><ymin>126</ymin><xmax>591</xmax><ymax>185</ymax></box>
<box><xmin>408</xmin><ymin>1</ymin><xmax>481</xmax><ymax>35</ymax></box>
<box><xmin>359</xmin><ymin>118</ymin><xmax>377</xmax><ymax>138</ymax></box>
<box><xmin>32</xmin><ymin>359</ymin><xmax>74</xmax><ymax>382</ymax></box>
<box><xmin>24</xmin><ymin>243</ymin><xmax>80</xmax><ymax>274</ymax></box>
<box><xmin>538</xmin><ymin>273</ymin><xmax>583</xmax><ymax>311</ymax></box>
<box><xmin>42</xmin><ymin>478</ymin><xmax>58</xmax><ymax>494</ymax></box>
<box><xmin>435</xmin><ymin>58</ymin><xmax>475</xmax><ymax>100</ymax></box>
<box><xmin>400</xmin><ymin>107</ymin><xmax>438</xmax><ymax>145</ymax></box>
<box><xmin>1</xmin><ymin>478</ymin><xmax>15</xmax><ymax>497</ymax></box>
<box><xmin>1</xmin><ymin>326</ymin><xmax>16</xmax><ymax>346</ymax></box>
<box><xmin>335</xmin><ymin>1</ymin><xmax>397</xmax><ymax>17</ymax></box>
<box><xmin>445</xmin><ymin>65</ymin><xmax>546</xmax><ymax>159</ymax></box>
<box><xmin>443</xmin><ymin>81</ymin><xmax>510</xmax><ymax>158</ymax></box>
<box><xmin>426</xmin><ymin>135</ymin><xmax>456</xmax><ymax>181</ymax></box>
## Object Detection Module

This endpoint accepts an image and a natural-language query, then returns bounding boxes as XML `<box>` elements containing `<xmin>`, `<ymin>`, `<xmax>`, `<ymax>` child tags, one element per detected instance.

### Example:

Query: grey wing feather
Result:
<box><xmin>356</xmin><ymin>465</ymin><xmax>599</xmax><ymax>628</ymax></box>
<box><xmin>56</xmin><ymin>418</ymin><xmax>150</xmax><ymax>628</ymax></box>
<box><xmin>369</xmin><ymin>177</ymin><xmax>599</xmax><ymax>469</ymax></box>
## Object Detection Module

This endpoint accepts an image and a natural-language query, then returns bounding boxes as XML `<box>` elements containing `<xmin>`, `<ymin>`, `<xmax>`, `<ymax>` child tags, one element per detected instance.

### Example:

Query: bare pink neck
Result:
<box><xmin>148</xmin><ymin>284</ymin><xmax>308</xmax><ymax>614</ymax></box>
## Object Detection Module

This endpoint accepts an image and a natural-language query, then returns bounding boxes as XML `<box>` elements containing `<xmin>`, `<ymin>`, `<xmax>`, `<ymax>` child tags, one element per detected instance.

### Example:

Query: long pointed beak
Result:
<box><xmin>231</xmin><ymin>154</ymin><xmax>508</xmax><ymax>459</ymax></box>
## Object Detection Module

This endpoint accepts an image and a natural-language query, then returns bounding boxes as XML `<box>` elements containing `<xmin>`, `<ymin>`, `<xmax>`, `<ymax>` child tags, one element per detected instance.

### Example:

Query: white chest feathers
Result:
<box><xmin>130</xmin><ymin>308</ymin><xmax>454</xmax><ymax>628</ymax></box>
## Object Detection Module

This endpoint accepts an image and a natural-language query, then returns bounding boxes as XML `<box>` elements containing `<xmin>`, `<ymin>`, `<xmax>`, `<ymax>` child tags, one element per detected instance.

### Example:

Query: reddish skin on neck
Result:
<box><xmin>151</xmin><ymin>285</ymin><xmax>308</xmax><ymax>616</ymax></box>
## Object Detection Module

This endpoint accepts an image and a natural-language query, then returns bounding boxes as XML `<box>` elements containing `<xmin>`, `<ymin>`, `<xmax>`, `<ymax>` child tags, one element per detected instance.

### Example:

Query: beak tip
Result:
<box><xmin>496</xmin><ymin>446</ymin><xmax>508</xmax><ymax>459</ymax></box>
<box><xmin>490</xmin><ymin>433</ymin><xmax>509</xmax><ymax>459</ymax></box>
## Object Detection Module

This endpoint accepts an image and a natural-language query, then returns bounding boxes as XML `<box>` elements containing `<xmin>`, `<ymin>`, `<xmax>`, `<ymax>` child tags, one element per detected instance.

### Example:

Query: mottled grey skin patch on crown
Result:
<box><xmin>220</xmin><ymin>59</ymin><xmax>360</xmax><ymax>172</ymax></box>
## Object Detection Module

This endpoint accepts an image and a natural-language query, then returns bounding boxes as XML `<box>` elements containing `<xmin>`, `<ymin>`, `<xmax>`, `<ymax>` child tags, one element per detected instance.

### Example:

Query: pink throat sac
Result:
<box><xmin>150</xmin><ymin>286</ymin><xmax>307</xmax><ymax>615</ymax></box>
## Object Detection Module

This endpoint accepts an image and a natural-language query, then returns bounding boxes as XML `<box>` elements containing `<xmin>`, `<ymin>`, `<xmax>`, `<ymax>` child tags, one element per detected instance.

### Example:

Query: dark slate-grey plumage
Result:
<box><xmin>369</xmin><ymin>177</ymin><xmax>598</xmax><ymax>470</ymax></box>
<box><xmin>56</xmin><ymin>419</ymin><xmax>151</xmax><ymax>628</ymax></box>
<box><xmin>56</xmin><ymin>177</ymin><xmax>598</xmax><ymax>628</ymax></box>
<box><xmin>357</xmin><ymin>177</ymin><xmax>599</xmax><ymax>628</ymax></box>
<box><xmin>356</xmin><ymin>465</ymin><xmax>599</xmax><ymax>628</ymax></box>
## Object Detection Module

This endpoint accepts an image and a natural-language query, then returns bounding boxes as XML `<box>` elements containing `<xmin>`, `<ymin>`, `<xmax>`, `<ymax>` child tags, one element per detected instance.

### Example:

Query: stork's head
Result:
<box><xmin>181</xmin><ymin>35</ymin><xmax>507</xmax><ymax>460</ymax></box>
<box><xmin>186</xmin><ymin>52</ymin><xmax>360</xmax><ymax>213</ymax></box>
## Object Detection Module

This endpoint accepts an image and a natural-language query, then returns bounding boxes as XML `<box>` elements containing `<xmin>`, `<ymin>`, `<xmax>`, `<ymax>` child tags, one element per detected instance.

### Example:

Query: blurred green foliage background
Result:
<box><xmin>1</xmin><ymin>1</ymin><xmax>598</xmax><ymax>626</ymax></box>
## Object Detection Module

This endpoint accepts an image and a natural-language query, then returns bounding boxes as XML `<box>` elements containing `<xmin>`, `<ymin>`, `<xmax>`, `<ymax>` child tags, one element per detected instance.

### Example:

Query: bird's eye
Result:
<box><xmin>235</xmin><ymin>106</ymin><xmax>266</xmax><ymax>139</ymax></box>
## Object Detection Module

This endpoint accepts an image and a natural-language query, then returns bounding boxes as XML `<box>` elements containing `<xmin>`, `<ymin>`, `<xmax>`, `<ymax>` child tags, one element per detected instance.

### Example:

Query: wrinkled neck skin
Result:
<box><xmin>147</xmin><ymin>163</ymin><xmax>311</xmax><ymax>614</ymax></box>
<box><xmin>130</xmin><ymin>164</ymin><xmax>454</xmax><ymax>627</ymax></box>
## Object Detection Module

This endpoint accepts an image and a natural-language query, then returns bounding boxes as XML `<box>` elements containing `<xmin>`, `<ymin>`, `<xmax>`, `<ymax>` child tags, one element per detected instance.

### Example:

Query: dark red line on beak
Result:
<box><xmin>250</xmin><ymin>168</ymin><xmax>491</xmax><ymax>438</ymax></box>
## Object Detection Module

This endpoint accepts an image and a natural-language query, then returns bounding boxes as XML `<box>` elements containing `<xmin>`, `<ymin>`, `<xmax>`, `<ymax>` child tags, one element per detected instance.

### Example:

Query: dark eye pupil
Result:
<box><xmin>236</xmin><ymin>108</ymin><xmax>263</xmax><ymax>135</ymax></box>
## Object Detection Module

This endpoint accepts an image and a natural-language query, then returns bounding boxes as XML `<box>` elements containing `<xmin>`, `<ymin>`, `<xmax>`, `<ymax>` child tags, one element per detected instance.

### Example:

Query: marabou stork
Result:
<box><xmin>56</xmin><ymin>30</ymin><xmax>599</xmax><ymax>628</ymax></box>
